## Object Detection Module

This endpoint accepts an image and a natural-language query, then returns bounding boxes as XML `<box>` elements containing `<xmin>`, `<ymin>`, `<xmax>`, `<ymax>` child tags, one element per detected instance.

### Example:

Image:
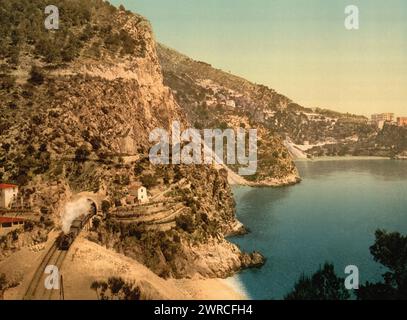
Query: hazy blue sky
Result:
<box><xmin>111</xmin><ymin>0</ymin><xmax>407</xmax><ymax>116</ymax></box>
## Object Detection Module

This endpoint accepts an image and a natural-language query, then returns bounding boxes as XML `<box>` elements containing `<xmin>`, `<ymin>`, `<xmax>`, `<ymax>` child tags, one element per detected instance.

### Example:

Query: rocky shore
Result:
<box><xmin>228</xmin><ymin>171</ymin><xmax>301</xmax><ymax>188</ymax></box>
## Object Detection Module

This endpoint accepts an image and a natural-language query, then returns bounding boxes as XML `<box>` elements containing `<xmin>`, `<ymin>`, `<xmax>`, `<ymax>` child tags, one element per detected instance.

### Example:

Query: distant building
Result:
<box><xmin>397</xmin><ymin>117</ymin><xmax>407</xmax><ymax>127</ymax></box>
<box><xmin>226</xmin><ymin>100</ymin><xmax>236</xmax><ymax>108</ymax></box>
<box><xmin>304</xmin><ymin>113</ymin><xmax>325</xmax><ymax>121</ymax></box>
<box><xmin>376</xmin><ymin>120</ymin><xmax>385</xmax><ymax>130</ymax></box>
<box><xmin>0</xmin><ymin>184</ymin><xmax>18</xmax><ymax>209</ymax></box>
<box><xmin>371</xmin><ymin>113</ymin><xmax>394</xmax><ymax>127</ymax></box>
<box><xmin>137</xmin><ymin>186</ymin><xmax>149</xmax><ymax>204</ymax></box>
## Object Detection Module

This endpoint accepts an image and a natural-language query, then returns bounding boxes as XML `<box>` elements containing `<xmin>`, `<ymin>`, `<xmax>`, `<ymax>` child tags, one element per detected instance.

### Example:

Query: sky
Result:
<box><xmin>110</xmin><ymin>0</ymin><xmax>407</xmax><ymax>117</ymax></box>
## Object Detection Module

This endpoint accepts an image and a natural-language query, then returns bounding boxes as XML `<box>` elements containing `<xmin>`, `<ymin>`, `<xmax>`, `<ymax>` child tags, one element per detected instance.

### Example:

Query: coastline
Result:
<box><xmin>248</xmin><ymin>173</ymin><xmax>301</xmax><ymax>187</ymax></box>
<box><xmin>295</xmin><ymin>155</ymin><xmax>391</xmax><ymax>162</ymax></box>
<box><xmin>171</xmin><ymin>278</ymin><xmax>248</xmax><ymax>300</ymax></box>
<box><xmin>221</xmin><ymin>276</ymin><xmax>250</xmax><ymax>300</ymax></box>
<box><xmin>229</xmin><ymin>172</ymin><xmax>302</xmax><ymax>188</ymax></box>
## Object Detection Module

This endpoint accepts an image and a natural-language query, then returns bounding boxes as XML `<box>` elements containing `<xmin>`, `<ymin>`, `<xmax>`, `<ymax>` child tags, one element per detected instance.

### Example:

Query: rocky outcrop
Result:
<box><xmin>0</xmin><ymin>0</ymin><xmax>265</xmax><ymax>284</ymax></box>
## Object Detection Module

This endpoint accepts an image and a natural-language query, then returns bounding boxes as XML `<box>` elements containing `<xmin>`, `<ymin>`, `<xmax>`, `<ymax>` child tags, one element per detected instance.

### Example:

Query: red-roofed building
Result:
<box><xmin>397</xmin><ymin>117</ymin><xmax>407</xmax><ymax>127</ymax></box>
<box><xmin>0</xmin><ymin>216</ymin><xmax>25</xmax><ymax>229</ymax></box>
<box><xmin>0</xmin><ymin>184</ymin><xmax>18</xmax><ymax>209</ymax></box>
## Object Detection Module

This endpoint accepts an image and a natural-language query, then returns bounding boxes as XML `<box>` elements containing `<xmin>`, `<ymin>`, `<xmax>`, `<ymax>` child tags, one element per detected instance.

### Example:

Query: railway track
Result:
<box><xmin>23</xmin><ymin>242</ymin><xmax>68</xmax><ymax>300</ymax></box>
<box><xmin>23</xmin><ymin>203</ymin><xmax>96</xmax><ymax>300</ymax></box>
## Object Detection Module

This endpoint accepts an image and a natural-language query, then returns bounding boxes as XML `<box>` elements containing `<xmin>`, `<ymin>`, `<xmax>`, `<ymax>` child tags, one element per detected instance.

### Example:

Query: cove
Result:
<box><xmin>230</xmin><ymin>159</ymin><xmax>407</xmax><ymax>300</ymax></box>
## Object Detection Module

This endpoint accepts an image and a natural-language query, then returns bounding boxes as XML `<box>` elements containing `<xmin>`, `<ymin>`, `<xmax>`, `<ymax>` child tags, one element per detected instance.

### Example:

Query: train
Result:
<box><xmin>56</xmin><ymin>200</ymin><xmax>97</xmax><ymax>250</ymax></box>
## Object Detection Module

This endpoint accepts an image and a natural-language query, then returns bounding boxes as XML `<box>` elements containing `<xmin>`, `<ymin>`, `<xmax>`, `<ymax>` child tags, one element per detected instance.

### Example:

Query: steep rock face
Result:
<box><xmin>1</xmin><ymin>10</ymin><xmax>183</xmax><ymax>167</ymax></box>
<box><xmin>91</xmin><ymin>163</ymin><xmax>266</xmax><ymax>279</ymax></box>
<box><xmin>157</xmin><ymin>44</ymin><xmax>300</xmax><ymax>185</ymax></box>
<box><xmin>0</xmin><ymin>1</ymin><xmax>263</xmax><ymax>280</ymax></box>
<box><xmin>0</xmin><ymin>2</ymin><xmax>186</xmax><ymax>198</ymax></box>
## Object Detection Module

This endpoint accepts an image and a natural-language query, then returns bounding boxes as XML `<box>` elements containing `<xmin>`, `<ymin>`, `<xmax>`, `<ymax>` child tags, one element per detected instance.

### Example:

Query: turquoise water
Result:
<box><xmin>231</xmin><ymin>160</ymin><xmax>407</xmax><ymax>300</ymax></box>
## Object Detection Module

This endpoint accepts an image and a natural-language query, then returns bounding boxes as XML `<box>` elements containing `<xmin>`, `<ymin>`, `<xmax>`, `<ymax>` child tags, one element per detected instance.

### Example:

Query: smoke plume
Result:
<box><xmin>61</xmin><ymin>198</ymin><xmax>91</xmax><ymax>234</ymax></box>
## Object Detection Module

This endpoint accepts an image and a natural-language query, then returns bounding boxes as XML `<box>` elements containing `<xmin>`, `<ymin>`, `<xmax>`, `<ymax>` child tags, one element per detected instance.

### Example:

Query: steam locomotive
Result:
<box><xmin>56</xmin><ymin>201</ymin><xmax>97</xmax><ymax>250</ymax></box>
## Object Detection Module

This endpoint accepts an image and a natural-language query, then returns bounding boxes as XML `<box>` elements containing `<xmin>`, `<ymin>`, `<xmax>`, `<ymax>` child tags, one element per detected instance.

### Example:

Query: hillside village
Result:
<box><xmin>157</xmin><ymin>44</ymin><xmax>407</xmax><ymax>160</ymax></box>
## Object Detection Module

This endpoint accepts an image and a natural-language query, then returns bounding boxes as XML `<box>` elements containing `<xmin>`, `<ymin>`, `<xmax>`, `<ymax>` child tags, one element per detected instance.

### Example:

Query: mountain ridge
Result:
<box><xmin>157</xmin><ymin>43</ymin><xmax>407</xmax><ymax>160</ymax></box>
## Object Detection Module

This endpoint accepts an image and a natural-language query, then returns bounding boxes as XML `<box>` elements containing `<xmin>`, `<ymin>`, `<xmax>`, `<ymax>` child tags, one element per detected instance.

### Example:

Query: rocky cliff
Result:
<box><xmin>157</xmin><ymin>44</ymin><xmax>300</xmax><ymax>185</ymax></box>
<box><xmin>0</xmin><ymin>0</ymin><xmax>264</xmax><ymax>282</ymax></box>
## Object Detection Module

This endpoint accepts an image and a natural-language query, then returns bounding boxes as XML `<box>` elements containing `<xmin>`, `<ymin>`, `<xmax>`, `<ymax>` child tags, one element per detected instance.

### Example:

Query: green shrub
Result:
<box><xmin>74</xmin><ymin>146</ymin><xmax>90</xmax><ymax>162</ymax></box>
<box><xmin>176</xmin><ymin>214</ymin><xmax>195</xmax><ymax>233</ymax></box>
<box><xmin>28</xmin><ymin>66</ymin><xmax>45</xmax><ymax>85</ymax></box>
<box><xmin>141</xmin><ymin>174</ymin><xmax>158</xmax><ymax>189</ymax></box>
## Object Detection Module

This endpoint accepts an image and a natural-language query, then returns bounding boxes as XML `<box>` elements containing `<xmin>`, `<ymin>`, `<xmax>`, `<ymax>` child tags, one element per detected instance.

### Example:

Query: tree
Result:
<box><xmin>2</xmin><ymin>143</ymin><xmax>11</xmax><ymax>152</ymax></box>
<box><xmin>74</xmin><ymin>146</ymin><xmax>90</xmax><ymax>163</ymax></box>
<box><xmin>90</xmin><ymin>137</ymin><xmax>102</xmax><ymax>151</ymax></box>
<box><xmin>284</xmin><ymin>231</ymin><xmax>407</xmax><ymax>300</ymax></box>
<box><xmin>119</xmin><ymin>30</ymin><xmax>135</xmax><ymax>55</ymax></box>
<box><xmin>134</xmin><ymin>162</ymin><xmax>144</xmax><ymax>176</ymax></box>
<box><xmin>122</xmin><ymin>283</ymin><xmax>141</xmax><ymax>300</ymax></box>
<box><xmin>101</xmin><ymin>200</ymin><xmax>111</xmax><ymax>215</ymax></box>
<box><xmin>108</xmin><ymin>277</ymin><xmax>125</xmax><ymax>298</ymax></box>
<box><xmin>284</xmin><ymin>263</ymin><xmax>350</xmax><ymax>300</ymax></box>
<box><xmin>92</xmin><ymin>217</ymin><xmax>101</xmax><ymax>231</ymax></box>
<box><xmin>357</xmin><ymin>230</ymin><xmax>407</xmax><ymax>300</ymax></box>
<box><xmin>91</xmin><ymin>277</ymin><xmax>141</xmax><ymax>300</ymax></box>
<box><xmin>141</xmin><ymin>174</ymin><xmax>158</xmax><ymax>189</ymax></box>
<box><xmin>28</xmin><ymin>66</ymin><xmax>44</xmax><ymax>85</ymax></box>
<box><xmin>24</xmin><ymin>221</ymin><xmax>34</xmax><ymax>232</ymax></box>
<box><xmin>176</xmin><ymin>214</ymin><xmax>195</xmax><ymax>233</ymax></box>
<box><xmin>90</xmin><ymin>281</ymin><xmax>100</xmax><ymax>300</ymax></box>
<box><xmin>39</xmin><ymin>143</ymin><xmax>47</xmax><ymax>152</ymax></box>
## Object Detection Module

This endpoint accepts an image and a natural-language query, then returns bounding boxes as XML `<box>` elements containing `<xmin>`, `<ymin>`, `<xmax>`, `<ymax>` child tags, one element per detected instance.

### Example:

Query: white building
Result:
<box><xmin>0</xmin><ymin>184</ymin><xmax>18</xmax><ymax>209</ymax></box>
<box><xmin>137</xmin><ymin>186</ymin><xmax>149</xmax><ymax>204</ymax></box>
<box><xmin>371</xmin><ymin>113</ymin><xmax>394</xmax><ymax>123</ymax></box>
<box><xmin>226</xmin><ymin>100</ymin><xmax>236</xmax><ymax>108</ymax></box>
<box><xmin>377</xmin><ymin>120</ymin><xmax>385</xmax><ymax>130</ymax></box>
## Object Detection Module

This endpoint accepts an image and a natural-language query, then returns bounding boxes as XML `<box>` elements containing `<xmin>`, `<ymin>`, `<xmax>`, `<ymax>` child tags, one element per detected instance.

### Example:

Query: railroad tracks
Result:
<box><xmin>24</xmin><ymin>242</ymin><xmax>68</xmax><ymax>300</ymax></box>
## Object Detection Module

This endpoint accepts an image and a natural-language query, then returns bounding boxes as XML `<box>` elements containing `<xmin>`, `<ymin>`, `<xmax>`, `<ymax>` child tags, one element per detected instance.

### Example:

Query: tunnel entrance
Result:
<box><xmin>88</xmin><ymin>200</ymin><xmax>97</xmax><ymax>216</ymax></box>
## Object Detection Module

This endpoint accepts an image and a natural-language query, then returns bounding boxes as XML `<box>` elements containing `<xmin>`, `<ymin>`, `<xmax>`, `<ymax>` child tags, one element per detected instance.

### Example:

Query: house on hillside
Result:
<box><xmin>137</xmin><ymin>186</ymin><xmax>149</xmax><ymax>204</ymax></box>
<box><xmin>0</xmin><ymin>217</ymin><xmax>25</xmax><ymax>230</ymax></box>
<box><xmin>0</xmin><ymin>184</ymin><xmax>18</xmax><ymax>209</ymax></box>
<box><xmin>128</xmin><ymin>184</ymin><xmax>149</xmax><ymax>204</ymax></box>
